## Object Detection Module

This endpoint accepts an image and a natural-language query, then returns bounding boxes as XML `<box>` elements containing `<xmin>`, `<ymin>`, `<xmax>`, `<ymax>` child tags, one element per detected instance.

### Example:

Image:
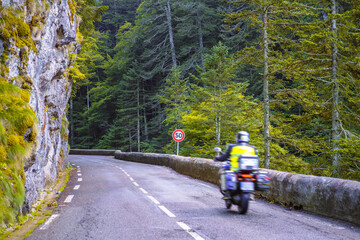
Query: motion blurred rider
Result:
<box><xmin>215</xmin><ymin>131</ymin><xmax>258</xmax><ymax>199</ymax></box>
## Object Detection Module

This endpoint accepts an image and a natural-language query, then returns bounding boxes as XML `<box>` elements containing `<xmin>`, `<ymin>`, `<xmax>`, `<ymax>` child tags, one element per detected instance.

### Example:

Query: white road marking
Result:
<box><xmin>139</xmin><ymin>188</ymin><xmax>148</xmax><ymax>194</ymax></box>
<box><xmin>133</xmin><ymin>182</ymin><xmax>139</xmax><ymax>187</ymax></box>
<box><xmin>64</xmin><ymin>195</ymin><xmax>74</xmax><ymax>203</ymax></box>
<box><xmin>78</xmin><ymin>178</ymin><xmax>82</xmax><ymax>182</ymax></box>
<box><xmin>77</xmin><ymin>173</ymin><xmax>82</xmax><ymax>176</ymax></box>
<box><xmin>148</xmin><ymin>196</ymin><xmax>160</xmax><ymax>205</ymax></box>
<box><xmin>198</xmin><ymin>183</ymin><xmax>212</xmax><ymax>189</ymax></box>
<box><xmin>129</xmin><ymin>177</ymin><xmax>134</xmax><ymax>181</ymax></box>
<box><xmin>40</xmin><ymin>214</ymin><xmax>60</xmax><ymax>230</ymax></box>
<box><xmin>77</xmin><ymin>170</ymin><xmax>81</xmax><ymax>173</ymax></box>
<box><xmin>177</xmin><ymin>222</ymin><xmax>205</xmax><ymax>240</ymax></box>
<box><xmin>73</xmin><ymin>185</ymin><xmax>80</xmax><ymax>190</ymax></box>
<box><xmin>159</xmin><ymin>205</ymin><xmax>176</xmax><ymax>218</ymax></box>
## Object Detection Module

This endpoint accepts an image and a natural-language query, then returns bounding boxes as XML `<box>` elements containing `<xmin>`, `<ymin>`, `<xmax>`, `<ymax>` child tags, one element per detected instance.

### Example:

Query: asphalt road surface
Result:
<box><xmin>26</xmin><ymin>155</ymin><xmax>360</xmax><ymax>240</ymax></box>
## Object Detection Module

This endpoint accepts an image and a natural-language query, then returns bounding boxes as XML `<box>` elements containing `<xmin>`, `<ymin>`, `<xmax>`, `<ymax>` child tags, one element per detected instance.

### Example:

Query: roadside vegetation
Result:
<box><xmin>70</xmin><ymin>0</ymin><xmax>360</xmax><ymax>181</ymax></box>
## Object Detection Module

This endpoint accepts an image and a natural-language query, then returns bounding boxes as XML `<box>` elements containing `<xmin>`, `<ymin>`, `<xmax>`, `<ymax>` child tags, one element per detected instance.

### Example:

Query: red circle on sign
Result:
<box><xmin>172</xmin><ymin>129</ymin><xmax>185</xmax><ymax>142</ymax></box>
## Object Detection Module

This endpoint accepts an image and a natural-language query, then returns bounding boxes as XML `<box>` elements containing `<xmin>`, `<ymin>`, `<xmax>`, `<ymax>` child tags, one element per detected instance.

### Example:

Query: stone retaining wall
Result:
<box><xmin>69</xmin><ymin>149</ymin><xmax>116</xmax><ymax>156</ymax></box>
<box><xmin>70</xmin><ymin>149</ymin><xmax>360</xmax><ymax>226</ymax></box>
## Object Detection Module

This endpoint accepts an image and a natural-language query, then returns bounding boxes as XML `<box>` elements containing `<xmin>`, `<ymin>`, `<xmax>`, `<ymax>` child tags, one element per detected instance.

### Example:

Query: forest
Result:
<box><xmin>69</xmin><ymin>0</ymin><xmax>360</xmax><ymax>181</ymax></box>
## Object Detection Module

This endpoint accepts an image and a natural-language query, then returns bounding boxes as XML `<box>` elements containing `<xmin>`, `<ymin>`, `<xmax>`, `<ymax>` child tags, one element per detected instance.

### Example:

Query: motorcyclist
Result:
<box><xmin>215</xmin><ymin>131</ymin><xmax>258</xmax><ymax>171</ymax></box>
<box><xmin>215</xmin><ymin>131</ymin><xmax>258</xmax><ymax>199</ymax></box>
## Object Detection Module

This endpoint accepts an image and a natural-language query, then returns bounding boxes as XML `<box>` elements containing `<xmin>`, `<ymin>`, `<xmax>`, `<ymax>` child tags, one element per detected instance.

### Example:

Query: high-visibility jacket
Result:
<box><xmin>218</xmin><ymin>143</ymin><xmax>257</xmax><ymax>171</ymax></box>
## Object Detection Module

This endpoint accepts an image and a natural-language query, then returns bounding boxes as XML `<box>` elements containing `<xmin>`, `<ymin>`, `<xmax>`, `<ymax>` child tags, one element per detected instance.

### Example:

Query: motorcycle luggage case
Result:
<box><xmin>226</xmin><ymin>171</ymin><xmax>237</xmax><ymax>190</ymax></box>
<box><xmin>255</xmin><ymin>171</ymin><xmax>270</xmax><ymax>191</ymax></box>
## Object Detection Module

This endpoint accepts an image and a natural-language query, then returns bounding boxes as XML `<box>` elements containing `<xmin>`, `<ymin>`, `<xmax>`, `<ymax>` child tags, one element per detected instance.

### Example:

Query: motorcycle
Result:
<box><xmin>214</xmin><ymin>147</ymin><xmax>270</xmax><ymax>214</ymax></box>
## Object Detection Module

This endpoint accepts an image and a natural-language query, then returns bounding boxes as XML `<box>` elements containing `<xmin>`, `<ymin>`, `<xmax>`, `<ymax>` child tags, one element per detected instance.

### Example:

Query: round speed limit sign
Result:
<box><xmin>172</xmin><ymin>129</ymin><xmax>185</xmax><ymax>142</ymax></box>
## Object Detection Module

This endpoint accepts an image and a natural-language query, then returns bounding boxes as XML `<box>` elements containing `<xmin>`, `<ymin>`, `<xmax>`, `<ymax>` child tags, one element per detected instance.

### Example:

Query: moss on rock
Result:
<box><xmin>0</xmin><ymin>80</ymin><xmax>37</xmax><ymax>226</ymax></box>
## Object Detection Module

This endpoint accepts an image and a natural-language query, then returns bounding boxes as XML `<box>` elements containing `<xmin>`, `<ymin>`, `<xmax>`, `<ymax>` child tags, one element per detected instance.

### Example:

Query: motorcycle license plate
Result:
<box><xmin>240</xmin><ymin>182</ymin><xmax>254</xmax><ymax>191</ymax></box>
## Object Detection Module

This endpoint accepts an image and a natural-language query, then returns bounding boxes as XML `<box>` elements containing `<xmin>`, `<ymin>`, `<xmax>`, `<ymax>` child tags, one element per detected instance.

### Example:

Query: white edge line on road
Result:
<box><xmin>77</xmin><ymin>170</ymin><xmax>81</xmax><ymax>172</ymax></box>
<box><xmin>40</xmin><ymin>214</ymin><xmax>60</xmax><ymax>230</ymax></box>
<box><xmin>148</xmin><ymin>196</ymin><xmax>160</xmax><ymax>205</ymax></box>
<box><xmin>78</xmin><ymin>178</ymin><xmax>82</xmax><ymax>182</ymax></box>
<box><xmin>129</xmin><ymin>177</ymin><xmax>134</xmax><ymax>181</ymax></box>
<box><xmin>77</xmin><ymin>173</ymin><xmax>82</xmax><ymax>176</ymax></box>
<box><xmin>198</xmin><ymin>183</ymin><xmax>212</xmax><ymax>189</ymax></box>
<box><xmin>159</xmin><ymin>205</ymin><xmax>176</xmax><ymax>218</ymax></box>
<box><xmin>73</xmin><ymin>185</ymin><xmax>80</xmax><ymax>190</ymax></box>
<box><xmin>133</xmin><ymin>182</ymin><xmax>139</xmax><ymax>187</ymax></box>
<box><xmin>177</xmin><ymin>222</ymin><xmax>205</xmax><ymax>240</ymax></box>
<box><xmin>64</xmin><ymin>195</ymin><xmax>74</xmax><ymax>203</ymax></box>
<box><xmin>139</xmin><ymin>188</ymin><xmax>148</xmax><ymax>194</ymax></box>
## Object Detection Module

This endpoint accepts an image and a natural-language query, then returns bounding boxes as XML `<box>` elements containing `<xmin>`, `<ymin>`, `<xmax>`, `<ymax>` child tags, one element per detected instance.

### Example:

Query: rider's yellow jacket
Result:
<box><xmin>218</xmin><ymin>143</ymin><xmax>257</xmax><ymax>171</ymax></box>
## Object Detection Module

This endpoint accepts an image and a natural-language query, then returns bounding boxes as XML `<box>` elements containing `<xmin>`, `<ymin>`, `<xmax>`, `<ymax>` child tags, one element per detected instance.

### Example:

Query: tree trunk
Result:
<box><xmin>137</xmin><ymin>80</ymin><xmax>141</xmax><ymax>152</ymax></box>
<box><xmin>129</xmin><ymin>131</ymin><xmax>132</xmax><ymax>152</ymax></box>
<box><xmin>331</xmin><ymin>0</ymin><xmax>340</xmax><ymax>177</ymax></box>
<box><xmin>263</xmin><ymin>1</ymin><xmax>270</xmax><ymax>169</ymax></box>
<box><xmin>70</xmin><ymin>97</ymin><xmax>74</xmax><ymax>146</ymax></box>
<box><xmin>142</xmin><ymin>86</ymin><xmax>149</xmax><ymax>141</ymax></box>
<box><xmin>86</xmin><ymin>85</ymin><xmax>90</xmax><ymax>149</ymax></box>
<box><xmin>165</xmin><ymin>0</ymin><xmax>177</xmax><ymax>67</ymax></box>
<box><xmin>197</xmin><ymin>1</ymin><xmax>204</xmax><ymax>69</ymax></box>
<box><xmin>86</xmin><ymin>85</ymin><xmax>90</xmax><ymax>111</ymax></box>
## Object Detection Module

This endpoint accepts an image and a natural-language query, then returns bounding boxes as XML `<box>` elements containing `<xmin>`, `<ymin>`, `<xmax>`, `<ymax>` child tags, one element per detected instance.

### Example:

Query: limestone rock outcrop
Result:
<box><xmin>2</xmin><ymin>0</ymin><xmax>77</xmax><ymax>211</ymax></box>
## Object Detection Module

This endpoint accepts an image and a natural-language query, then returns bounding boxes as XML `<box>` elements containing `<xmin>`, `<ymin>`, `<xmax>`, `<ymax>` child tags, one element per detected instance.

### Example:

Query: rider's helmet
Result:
<box><xmin>237</xmin><ymin>131</ymin><xmax>250</xmax><ymax>143</ymax></box>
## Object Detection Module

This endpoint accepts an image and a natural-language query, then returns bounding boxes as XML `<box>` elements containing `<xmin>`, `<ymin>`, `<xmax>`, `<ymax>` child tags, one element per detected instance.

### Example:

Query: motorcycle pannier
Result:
<box><xmin>238</xmin><ymin>155</ymin><xmax>259</xmax><ymax>171</ymax></box>
<box><xmin>255</xmin><ymin>171</ymin><xmax>270</xmax><ymax>191</ymax></box>
<box><xmin>226</xmin><ymin>171</ymin><xmax>237</xmax><ymax>190</ymax></box>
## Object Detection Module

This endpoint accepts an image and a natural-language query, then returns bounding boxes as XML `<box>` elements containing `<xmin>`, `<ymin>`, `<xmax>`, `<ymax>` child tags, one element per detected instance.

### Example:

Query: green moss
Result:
<box><xmin>0</xmin><ymin>7</ymin><xmax>36</xmax><ymax>51</ymax></box>
<box><xmin>68</xmin><ymin>0</ymin><xmax>77</xmax><ymax>22</ymax></box>
<box><xmin>0</xmin><ymin>81</ymin><xmax>37</xmax><ymax>226</ymax></box>
<box><xmin>0</xmin><ymin>145</ymin><xmax>6</xmax><ymax>161</ymax></box>
<box><xmin>7</xmin><ymin>135</ymin><xmax>19</xmax><ymax>146</ymax></box>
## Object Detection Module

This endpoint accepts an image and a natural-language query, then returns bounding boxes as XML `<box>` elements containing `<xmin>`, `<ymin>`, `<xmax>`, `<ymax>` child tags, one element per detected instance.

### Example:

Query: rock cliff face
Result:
<box><xmin>2</xmin><ymin>0</ymin><xmax>77</xmax><ymax>211</ymax></box>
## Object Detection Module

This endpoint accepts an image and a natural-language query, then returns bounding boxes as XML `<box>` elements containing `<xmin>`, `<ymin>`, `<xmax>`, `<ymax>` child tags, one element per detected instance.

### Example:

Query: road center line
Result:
<box><xmin>64</xmin><ymin>195</ymin><xmax>74</xmax><ymax>203</ymax></box>
<box><xmin>139</xmin><ymin>188</ymin><xmax>148</xmax><ymax>194</ymax></box>
<box><xmin>133</xmin><ymin>182</ymin><xmax>139</xmax><ymax>187</ymax></box>
<box><xmin>177</xmin><ymin>222</ymin><xmax>205</xmax><ymax>240</ymax></box>
<box><xmin>73</xmin><ymin>185</ymin><xmax>80</xmax><ymax>190</ymax></box>
<box><xmin>148</xmin><ymin>196</ymin><xmax>160</xmax><ymax>205</ymax></box>
<box><xmin>129</xmin><ymin>177</ymin><xmax>134</xmax><ymax>181</ymax></box>
<box><xmin>40</xmin><ymin>214</ymin><xmax>60</xmax><ymax>230</ymax></box>
<box><xmin>159</xmin><ymin>205</ymin><xmax>176</xmax><ymax>218</ymax></box>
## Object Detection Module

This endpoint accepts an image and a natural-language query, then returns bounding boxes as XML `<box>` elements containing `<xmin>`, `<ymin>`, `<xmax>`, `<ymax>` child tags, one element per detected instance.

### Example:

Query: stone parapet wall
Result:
<box><xmin>69</xmin><ymin>149</ymin><xmax>116</xmax><ymax>156</ymax></box>
<box><xmin>70</xmin><ymin>149</ymin><xmax>360</xmax><ymax>226</ymax></box>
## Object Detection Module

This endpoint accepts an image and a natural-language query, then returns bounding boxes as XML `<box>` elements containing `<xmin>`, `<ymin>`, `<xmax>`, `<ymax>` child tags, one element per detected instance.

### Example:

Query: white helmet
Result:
<box><xmin>237</xmin><ymin>131</ymin><xmax>250</xmax><ymax>143</ymax></box>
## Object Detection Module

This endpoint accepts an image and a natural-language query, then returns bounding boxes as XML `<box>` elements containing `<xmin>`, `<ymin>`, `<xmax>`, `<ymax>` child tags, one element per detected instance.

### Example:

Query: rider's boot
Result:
<box><xmin>222</xmin><ymin>191</ymin><xmax>231</xmax><ymax>200</ymax></box>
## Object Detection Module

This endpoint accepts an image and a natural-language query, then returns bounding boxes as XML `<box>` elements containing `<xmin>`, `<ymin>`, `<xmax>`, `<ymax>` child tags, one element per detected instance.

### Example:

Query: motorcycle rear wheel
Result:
<box><xmin>237</xmin><ymin>193</ymin><xmax>249</xmax><ymax>214</ymax></box>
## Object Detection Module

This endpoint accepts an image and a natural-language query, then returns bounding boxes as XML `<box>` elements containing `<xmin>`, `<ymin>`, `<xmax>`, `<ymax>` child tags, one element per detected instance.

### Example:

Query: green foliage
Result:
<box><xmin>0</xmin><ymin>81</ymin><xmax>37</xmax><ymax>225</ymax></box>
<box><xmin>159</xmin><ymin>66</ymin><xmax>189</xmax><ymax>129</ymax></box>
<box><xmin>69</xmin><ymin>0</ymin><xmax>359</xmax><ymax>180</ymax></box>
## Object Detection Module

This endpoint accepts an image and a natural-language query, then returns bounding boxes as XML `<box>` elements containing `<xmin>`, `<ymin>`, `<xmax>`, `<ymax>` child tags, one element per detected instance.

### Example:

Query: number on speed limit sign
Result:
<box><xmin>172</xmin><ymin>129</ymin><xmax>185</xmax><ymax>142</ymax></box>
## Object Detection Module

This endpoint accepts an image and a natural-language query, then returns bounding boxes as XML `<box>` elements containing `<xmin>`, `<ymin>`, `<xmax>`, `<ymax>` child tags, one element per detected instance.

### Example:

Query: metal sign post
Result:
<box><xmin>172</xmin><ymin>129</ymin><xmax>185</xmax><ymax>156</ymax></box>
